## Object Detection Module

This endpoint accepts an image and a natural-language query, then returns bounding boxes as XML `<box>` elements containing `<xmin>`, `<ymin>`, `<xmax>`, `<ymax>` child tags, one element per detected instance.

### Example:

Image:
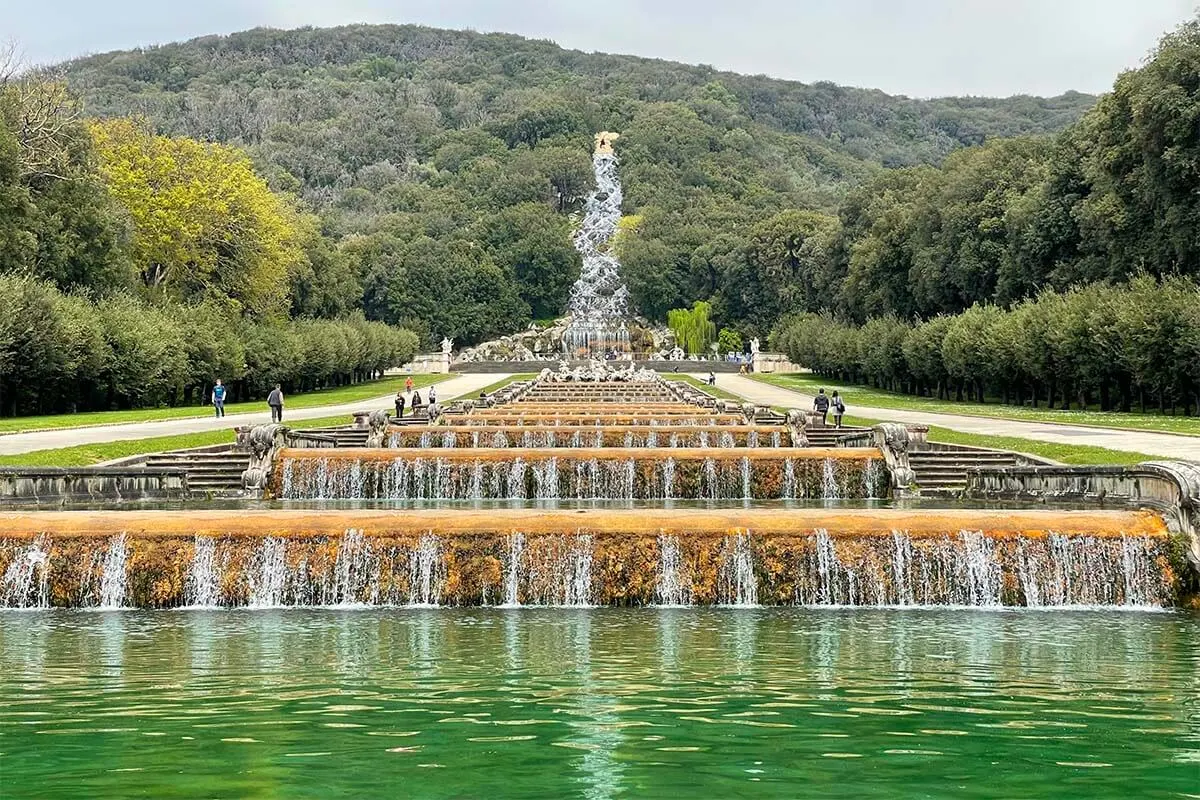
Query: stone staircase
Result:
<box><xmin>909</xmin><ymin>448</ymin><xmax>1027</xmax><ymax>494</ymax></box>
<box><xmin>805</xmin><ymin>426</ymin><xmax>871</xmax><ymax>447</ymax></box>
<box><xmin>142</xmin><ymin>450</ymin><xmax>247</xmax><ymax>495</ymax></box>
<box><xmin>302</xmin><ymin>426</ymin><xmax>370</xmax><ymax>446</ymax></box>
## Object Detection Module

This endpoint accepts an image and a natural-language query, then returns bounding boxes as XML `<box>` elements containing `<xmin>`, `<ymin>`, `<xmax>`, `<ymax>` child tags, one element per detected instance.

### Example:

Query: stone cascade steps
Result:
<box><xmin>142</xmin><ymin>451</ymin><xmax>247</xmax><ymax>494</ymax></box>
<box><xmin>909</xmin><ymin>450</ymin><xmax>1025</xmax><ymax>493</ymax></box>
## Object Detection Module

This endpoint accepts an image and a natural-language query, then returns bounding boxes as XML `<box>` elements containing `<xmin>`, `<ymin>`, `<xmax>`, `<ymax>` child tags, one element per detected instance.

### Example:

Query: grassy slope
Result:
<box><xmin>838</xmin><ymin>414</ymin><xmax>1151</xmax><ymax>466</ymax></box>
<box><xmin>681</xmin><ymin>375</ymin><xmax>1149</xmax><ymax>464</ymax></box>
<box><xmin>0</xmin><ymin>375</ymin><xmax>531</xmax><ymax>468</ymax></box>
<box><xmin>0</xmin><ymin>414</ymin><xmax>360</xmax><ymax>468</ymax></box>
<box><xmin>670</xmin><ymin>375</ymin><xmax>746</xmax><ymax>403</ymax></box>
<box><xmin>754</xmin><ymin>374</ymin><xmax>1200</xmax><ymax>437</ymax></box>
<box><xmin>0</xmin><ymin>375</ymin><xmax>446</xmax><ymax>435</ymax></box>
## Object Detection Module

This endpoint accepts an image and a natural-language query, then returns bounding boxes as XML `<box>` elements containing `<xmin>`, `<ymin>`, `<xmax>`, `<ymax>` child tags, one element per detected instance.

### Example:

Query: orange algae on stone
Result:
<box><xmin>0</xmin><ymin>507</ymin><xmax>1169</xmax><ymax>541</ymax></box>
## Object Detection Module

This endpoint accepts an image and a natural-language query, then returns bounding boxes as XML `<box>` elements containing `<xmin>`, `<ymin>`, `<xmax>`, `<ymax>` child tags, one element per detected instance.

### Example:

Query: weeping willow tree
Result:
<box><xmin>667</xmin><ymin>301</ymin><xmax>717</xmax><ymax>355</ymax></box>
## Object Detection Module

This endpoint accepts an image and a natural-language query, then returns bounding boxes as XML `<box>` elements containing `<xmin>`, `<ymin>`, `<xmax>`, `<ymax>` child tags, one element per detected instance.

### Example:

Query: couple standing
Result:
<box><xmin>394</xmin><ymin>376</ymin><xmax>436</xmax><ymax>418</ymax></box>
<box><xmin>813</xmin><ymin>388</ymin><xmax>846</xmax><ymax>428</ymax></box>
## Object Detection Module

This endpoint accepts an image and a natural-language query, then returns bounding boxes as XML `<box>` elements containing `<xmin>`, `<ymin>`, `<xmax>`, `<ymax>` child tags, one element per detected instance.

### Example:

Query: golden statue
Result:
<box><xmin>594</xmin><ymin>131</ymin><xmax>619</xmax><ymax>154</ymax></box>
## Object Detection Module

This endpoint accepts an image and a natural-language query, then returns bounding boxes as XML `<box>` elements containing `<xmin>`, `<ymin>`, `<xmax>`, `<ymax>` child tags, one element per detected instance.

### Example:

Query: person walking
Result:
<box><xmin>707</xmin><ymin>371</ymin><xmax>716</xmax><ymax>386</ymax></box>
<box><xmin>410</xmin><ymin>390</ymin><xmax>423</xmax><ymax>417</ymax></box>
<box><xmin>405</xmin><ymin>376</ymin><xmax>414</xmax><ymax>393</ymax></box>
<box><xmin>394</xmin><ymin>389</ymin><xmax>406</xmax><ymax>419</ymax></box>
<box><xmin>813</xmin><ymin>388</ymin><xmax>830</xmax><ymax>426</ymax></box>
<box><xmin>212</xmin><ymin>379</ymin><xmax>227</xmax><ymax>418</ymax></box>
<box><xmin>267</xmin><ymin>384</ymin><xmax>284</xmax><ymax>423</ymax></box>
<box><xmin>831</xmin><ymin>390</ymin><xmax>846</xmax><ymax>429</ymax></box>
<box><xmin>428</xmin><ymin>385</ymin><xmax>437</xmax><ymax>405</ymax></box>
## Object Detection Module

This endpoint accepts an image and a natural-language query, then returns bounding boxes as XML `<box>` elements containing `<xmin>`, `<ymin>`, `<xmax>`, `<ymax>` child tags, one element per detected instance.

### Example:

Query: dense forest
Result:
<box><xmin>770</xmin><ymin>18</ymin><xmax>1200</xmax><ymax>414</ymax></box>
<box><xmin>0</xmin><ymin>52</ymin><xmax>416</xmax><ymax>416</ymax></box>
<box><xmin>6</xmin><ymin>17</ymin><xmax>1200</xmax><ymax>417</ymax></box>
<box><xmin>52</xmin><ymin>23</ymin><xmax>1095</xmax><ymax>342</ymax></box>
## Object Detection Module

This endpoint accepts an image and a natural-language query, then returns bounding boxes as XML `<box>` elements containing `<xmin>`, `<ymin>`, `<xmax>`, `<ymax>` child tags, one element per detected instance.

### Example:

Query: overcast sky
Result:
<box><xmin>9</xmin><ymin>0</ymin><xmax>1196</xmax><ymax>97</ymax></box>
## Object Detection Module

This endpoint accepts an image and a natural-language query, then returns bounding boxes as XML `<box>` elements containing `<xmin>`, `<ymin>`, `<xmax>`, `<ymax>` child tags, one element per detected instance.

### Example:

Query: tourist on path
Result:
<box><xmin>267</xmin><ymin>384</ymin><xmax>284</xmax><ymax>423</ymax></box>
<box><xmin>394</xmin><ymin>390</ymin><xmax>406</xmax><ymax>419</ymax></box>
<box><xmin>428</xmin><ymin>386</ymin><xmax>437</xmax><ymax>405</ymax></box>
<box><xmin>813</xmin><ymin>388</ymin><xmax>830</xmax><ymax>426</ymax></box>
<box><xmin>831</xmin><ymin>390</ymin><xmax>846</xmax><ymax>429</ymax></box>
<box><xmin>411</xmin><ymin>391</ymin><xmax>424</xmax><ymax>417</ymax></box>
<box><xmin>211</xmin><ymin>379</ymin><xmax>227</xmax><ymax>418</ymax></box>
<box><xmin>405</xmin><ymin>376</ymin><xmax>414</xmax><ymax>393</ymax></box>
<box><xmin>707</xmin><ymin>371</ymin><xmax>716</xmax><ymax>386</ymax></box>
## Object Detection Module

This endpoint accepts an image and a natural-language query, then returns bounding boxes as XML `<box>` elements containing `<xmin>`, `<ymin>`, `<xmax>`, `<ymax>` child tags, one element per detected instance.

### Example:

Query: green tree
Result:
<box><xmin>667</xmin><ymin>301</ymin><xmax>717</xmax><ymax>355</ymax></box>
<box><xmin>90</xmin><ymin>118</ymin><xmax>306</xmax><ymax>316</ymax></box>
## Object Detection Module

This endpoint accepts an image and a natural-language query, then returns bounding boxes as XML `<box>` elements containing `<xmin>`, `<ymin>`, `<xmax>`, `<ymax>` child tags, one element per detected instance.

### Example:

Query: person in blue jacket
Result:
<box><xmin>212</xmin><ymin>379</ymin><xmax>227</xmax><ymax>418</ymax></box>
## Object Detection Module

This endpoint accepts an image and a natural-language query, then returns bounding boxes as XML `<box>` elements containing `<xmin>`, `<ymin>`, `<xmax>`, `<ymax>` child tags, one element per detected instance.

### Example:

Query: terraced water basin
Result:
<box><xmin>0</xmin><ymin>608</ymin><xmax>1196</xmax><ymax>798</ymax></box>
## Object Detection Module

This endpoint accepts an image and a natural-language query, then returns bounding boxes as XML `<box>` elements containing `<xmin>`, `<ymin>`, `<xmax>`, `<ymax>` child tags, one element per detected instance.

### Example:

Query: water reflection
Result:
<box><xmin>0</xmin><ymin>608</ymin><xmax>1196</xmax><ymax>798</ymax></box>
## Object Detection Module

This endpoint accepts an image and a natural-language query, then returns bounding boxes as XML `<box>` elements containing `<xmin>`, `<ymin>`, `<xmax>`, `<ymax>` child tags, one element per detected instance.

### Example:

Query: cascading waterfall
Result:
<box><xmin>407</xmin><ymin>534</ymin><xmax>443</xmax><ymax>607</ymax></box>
<box><xmin>718</xmin><ymin>533</ymin><xmax>758</xmax><ymax>606</ymax></box>
<box><xmin>325</xmin><ymin>529</ymin><xmax>379</xmax><ymax>606</ymax></box>
<box><xmin>891</xmin><ymin>532</ymin><xmax>914</xmax><ymax>606</ymax></box>
<box><xmin>1</xmin><ymin>534</ymin><xmax>50</xmax><ymax>609</ymax></box>
<box><xmin>960</xmin><ymin>531</ymin><xmax>1001</xmax><ymax>607</ymax></box>
<box><xmin>560</xmin><ymin>535</ymin><xmax>593</xmax><ymax>607</ymax></box>
<box><xmin>96</xmin><ymin>534</ymin><xmax>128</xmax><ymax>609</ymax></box>
<box><xmin>782</xmin><ymin>459</ymin><xmax>796</xmax><ymax>499</ymax></box>
<box><xmin>662</xmin><ymin>458</ymin><xmax>676</xmax><ymax>500</ymax></box>
<box><xmin>656</xmin><ymin>534</ymin><xmax>692</xmax><ymax>606</ymax></box>
<box><xmin>863</xmin><ymin>458</ymin><xmax>883</xmax><ymax>499</ymax></box>
<box><xmin>503</xmin><ymin>532</ymin><xmax>525</xmax><ymax>607</ymax></box>
<box><xmin>248</xmin><ymin>537</ymin><xmax>290</xmax><ymax>608</ymax></box>
<box><xmin>184</xmin><ymin>536</ymin><xmax>221</xmax><ymax>608</ymax></box>
<box><xmin>562</xmin><ymin>149</ymin><xmax>631</xmax><ymax>357</ymax></box>
<box><xmin>821</xmin><ymin>458</ymin><xmax>842</xmax><ymax>499</ymax></box>
<box><xmin>0</xmin><ymin>525</ymin><xmax>1172</xmax><ymax>608</ymax></box>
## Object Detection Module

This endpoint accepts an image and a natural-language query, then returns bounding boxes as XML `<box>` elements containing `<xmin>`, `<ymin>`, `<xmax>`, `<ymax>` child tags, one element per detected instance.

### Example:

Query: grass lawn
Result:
<box><xmin>475</xmin><ymin>374</ymin><xmax>540</xmax><ymax>396</ymax></box>
<box><xmin>0</xmin><ymin>414</ymin><xmax>356</xmax><ymax>469</ymax></box>
<box><xmin>670</xmin><ymin>375</ymin><xmax>746</xmax><ymax>403</ymax></box>
<box><xmin>838</xmin><ymin>414</ymin><xmax>1151</xmax><ymax>466</ymax></box>
<box><xmin>754</xmin><ymin>373</ymin><xmax>1200</xmax><ymax>437</ymax></box>
<box><xmin>0</xmin><ymin>375</ymin><xmax>447</xmax><ymax>435</ymax></box>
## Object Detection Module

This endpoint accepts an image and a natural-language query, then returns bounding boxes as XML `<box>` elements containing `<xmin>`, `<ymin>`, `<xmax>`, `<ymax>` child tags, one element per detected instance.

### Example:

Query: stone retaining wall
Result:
<box><xmin>0</xmin><ymin>468</ymin><xmax>189</xmax><ymax>505</ymax></box>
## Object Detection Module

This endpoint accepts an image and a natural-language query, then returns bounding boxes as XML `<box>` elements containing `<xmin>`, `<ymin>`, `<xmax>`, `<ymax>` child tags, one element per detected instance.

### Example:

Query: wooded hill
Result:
<box><xmin>55</xmin><ymin>24</ymin><xmax>1097</xmax><ymax>341</ymax></box>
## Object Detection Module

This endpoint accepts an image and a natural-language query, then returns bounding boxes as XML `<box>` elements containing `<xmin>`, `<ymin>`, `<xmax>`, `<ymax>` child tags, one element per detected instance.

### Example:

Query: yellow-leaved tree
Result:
<box><xmin>90</xmin><ymin>118</ymin><xmax>304</xmax><ymax>316</ymax></box>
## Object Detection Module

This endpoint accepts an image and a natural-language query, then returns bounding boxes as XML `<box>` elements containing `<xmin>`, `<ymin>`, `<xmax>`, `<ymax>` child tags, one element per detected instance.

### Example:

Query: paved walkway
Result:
<box><xmin>706</xmin><ymin>374</ymin><xmax>1200</xmax><ymax>462</ymax></box>
<box><xmin>0</xmin><ymin>374</ymin><xmax>504</xmax><ymax>456</ymax></box>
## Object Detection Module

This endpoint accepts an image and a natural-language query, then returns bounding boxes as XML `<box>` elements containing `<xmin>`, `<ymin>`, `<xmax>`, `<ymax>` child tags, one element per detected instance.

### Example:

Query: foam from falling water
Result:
<box><xmin>1</xmin><ymin>534</ymin><xmax>50</xmax><ymax>609</ymax></box>
<box><xmin>95</xmin><ymin>534</ymin><xmax>128</xmax><ymax>609</ymax></box>
<box><xmin>656</xmin><ymin>534</ymin><xmax>692</xmax><ymax>607</ymax></box>
<box><xmin>185</xmin><ymin>536</ymin><xmax>221</xmax><ymax>608</ymax></box>
<box><xmin>718</xmin><ymin>533</ymin><xmax>758</xmax><ymax>607</ymax></box>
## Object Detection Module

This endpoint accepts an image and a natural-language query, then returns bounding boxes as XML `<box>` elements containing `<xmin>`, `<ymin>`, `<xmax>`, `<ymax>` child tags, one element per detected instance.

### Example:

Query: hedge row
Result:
<box><xmin>0</xmin><ymin>272</ymin><xmax>418</xmax><ymax>415</ymax></box>
<box><xmin>770</xmin><ymin>276</ymin><xmax>1200</xmax><ymax>413</ymax></box>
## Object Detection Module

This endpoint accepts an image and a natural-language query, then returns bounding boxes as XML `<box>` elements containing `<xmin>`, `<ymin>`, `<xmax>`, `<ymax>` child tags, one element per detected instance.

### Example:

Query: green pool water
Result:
<box><xmin>1</xmin><ymin>609</ymin><xmax>1196</xmax><ymax>798</ymax></box>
